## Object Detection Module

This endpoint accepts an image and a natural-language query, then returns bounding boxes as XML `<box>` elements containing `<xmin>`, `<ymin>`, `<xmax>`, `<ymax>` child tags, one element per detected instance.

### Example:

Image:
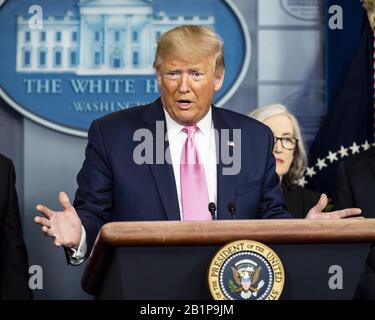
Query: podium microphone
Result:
<box><xmin>208</xmin><ymin>202</ymin><xmax>216</xmax><ymax>220</ymax></box>
<box><xmin>227</xmin><ymin>202</ymin><xmax>236</xmax><ymax>219</ymax></box>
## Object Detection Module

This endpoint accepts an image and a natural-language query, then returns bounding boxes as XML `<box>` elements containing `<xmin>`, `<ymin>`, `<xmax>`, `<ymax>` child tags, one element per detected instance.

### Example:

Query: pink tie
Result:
<box><xmin>180</xmin><ymin>125</ymin><xmax>211</xmax><ymax>221</ymax></box>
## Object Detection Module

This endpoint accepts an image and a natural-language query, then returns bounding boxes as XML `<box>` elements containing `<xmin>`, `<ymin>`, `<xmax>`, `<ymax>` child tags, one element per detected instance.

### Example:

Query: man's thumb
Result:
<box><xmin>59</xmin><ymin>192</ymin><xmax>73</xmax><ymax>211</ymax></box>
<box><xmin>313</xmin><ymin>193</ymin><xmax>328</xmax><ymax>212</ymax></box>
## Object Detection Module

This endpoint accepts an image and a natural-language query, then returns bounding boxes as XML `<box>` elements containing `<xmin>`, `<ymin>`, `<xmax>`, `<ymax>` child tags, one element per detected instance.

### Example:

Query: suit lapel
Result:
<box><xmin>144</xmin><ymin>99</ymin><xmax>180</xmax><ymax>221</ymax></box>
<box><xmin>212</xmin><ymin>107</ymin><xmax>238</xmax><ymax>220</ymax></box>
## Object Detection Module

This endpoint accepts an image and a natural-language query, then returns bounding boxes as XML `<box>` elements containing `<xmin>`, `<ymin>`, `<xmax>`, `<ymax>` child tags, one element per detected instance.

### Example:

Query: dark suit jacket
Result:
<box><xmin>282</xmin><ymin>183</ymin><xmax>320</xmax><ymax>219</ymax></box>
<box><xmin>334</xmin><ymin>147</ymin><xmax>375</xmax><ymax>299</ymax></box>
<box><xmin>334</xmin><ymin>147</ymin><xmax>375</xmax><ymax>217</ymax></box>
<box><xmin>0</xmin><ymin>154</ymin><xmax>32</xmax><ymax>299</ymax></box>
<box><xmin>74</xmin><ymin>99</ymin><xmax>291</xmax><ymax>256</ymax></box>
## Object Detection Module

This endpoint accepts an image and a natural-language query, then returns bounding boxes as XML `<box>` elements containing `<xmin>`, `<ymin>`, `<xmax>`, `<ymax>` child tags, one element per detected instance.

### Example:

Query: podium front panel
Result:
<box><xmin>97</xmin><ymin>243</ymin><xmax>370</xmax><ymax>300</ymax></box>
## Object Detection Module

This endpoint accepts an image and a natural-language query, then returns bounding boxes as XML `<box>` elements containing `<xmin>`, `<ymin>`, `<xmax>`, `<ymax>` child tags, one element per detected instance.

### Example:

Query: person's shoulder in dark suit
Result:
<box><xmin>282</xmin><ymin>181</ymin><xmax>320</xmax><ymax>218</ymax></box>
<box><xmin>334</xmin><ymin>146</ymin><xmax>375</xmax><ymax>217</ymax></box>
<box><xmin>0</xmin><ymin>154</ymin><xmax>32</xmax><ymax>300</ymax></box>
<box><xmin>335</xmin><ymin>146</ymin><xmax>375</xmax><ymax>188</ymax></box>
<box><xmin>339</xmin><ymin>146</ymin><xmax>375</xmax><ymax>169</ymax></box>
<box><xmin>213</xmin><ymin>105</ymin><xmax>273</xmax><ymax>131</ymax></box>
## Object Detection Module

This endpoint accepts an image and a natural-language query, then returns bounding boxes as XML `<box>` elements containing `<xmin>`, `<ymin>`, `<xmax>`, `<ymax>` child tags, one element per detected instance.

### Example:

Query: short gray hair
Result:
<box><xmin>249</xmin><ymin>104</ymin><xmax>307</xmax><ymax>186</ymax></box>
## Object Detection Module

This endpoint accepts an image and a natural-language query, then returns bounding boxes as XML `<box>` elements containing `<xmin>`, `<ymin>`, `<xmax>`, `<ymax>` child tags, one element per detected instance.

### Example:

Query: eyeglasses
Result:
<box><xmin>273</xmin><ymin>136</ymin><xmax>298</xmax><ymax>150</ymax></box>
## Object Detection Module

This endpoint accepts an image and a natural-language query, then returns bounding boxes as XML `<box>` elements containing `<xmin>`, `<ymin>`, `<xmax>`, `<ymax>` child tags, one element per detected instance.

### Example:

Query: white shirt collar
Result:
<box><xmin>163</xmin><ymin>106</ymin><xmax>213</xmax><ymax>138</ymax></box>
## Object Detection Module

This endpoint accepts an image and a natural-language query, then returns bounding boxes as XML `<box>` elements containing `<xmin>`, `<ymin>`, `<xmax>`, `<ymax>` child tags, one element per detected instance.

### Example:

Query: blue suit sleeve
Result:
<box><xmin>73</xmin><ymin>120</ymin><xmax>114</xmax><ymax>257</ymax></box>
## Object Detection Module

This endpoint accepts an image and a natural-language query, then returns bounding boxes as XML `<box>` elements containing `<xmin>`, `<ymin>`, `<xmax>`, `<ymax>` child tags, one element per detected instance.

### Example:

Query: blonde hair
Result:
<box><xmin>153</xmin><ymin>25</ymin><xmax>225</xmax><ymax>77</ymax></box>
<box><xmin>249</xmin><ymin>104</ymin><xmax>307</xmax><ymax>186</ymax></box>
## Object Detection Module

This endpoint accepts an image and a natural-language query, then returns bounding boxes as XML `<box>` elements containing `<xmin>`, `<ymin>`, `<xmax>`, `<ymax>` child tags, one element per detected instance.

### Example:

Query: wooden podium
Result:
<box><xmin>82</xmin><ymin>219</ymin><xmax>375</xmax><ymax>300</ymax></box>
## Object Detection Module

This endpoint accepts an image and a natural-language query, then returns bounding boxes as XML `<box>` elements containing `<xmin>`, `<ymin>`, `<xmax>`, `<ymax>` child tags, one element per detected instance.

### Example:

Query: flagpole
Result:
<box><xmin>363</xmin><ymin>0</ymin><xmax>375</xmax><ymax>140</ymax></box>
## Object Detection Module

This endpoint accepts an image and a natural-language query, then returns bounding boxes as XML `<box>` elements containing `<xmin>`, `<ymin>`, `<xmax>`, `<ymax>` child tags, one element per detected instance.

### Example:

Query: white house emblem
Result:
<box><xmin>0</xmin><ymin>0</ymin><xmax>250</xmax><ymax>136</ymax></box>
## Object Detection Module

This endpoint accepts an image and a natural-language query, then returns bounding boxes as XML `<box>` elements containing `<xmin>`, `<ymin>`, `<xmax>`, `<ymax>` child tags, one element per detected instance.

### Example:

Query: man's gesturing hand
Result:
<box><xmin>34</xmin><ymin>192</ymin><xmax>82</xmax><ymax>248</ymax></box>
<box><xmin>306</xmin><ymin>193</ymin><xmax>362</xmax><ymax>220</ymax></box>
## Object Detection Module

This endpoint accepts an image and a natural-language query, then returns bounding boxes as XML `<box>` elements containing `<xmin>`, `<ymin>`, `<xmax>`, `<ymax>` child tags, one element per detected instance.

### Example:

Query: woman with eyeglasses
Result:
<box><xmin>249</xmin><ymin>104</ymin><xmax>322</xmax><ymax>218</ymax></box>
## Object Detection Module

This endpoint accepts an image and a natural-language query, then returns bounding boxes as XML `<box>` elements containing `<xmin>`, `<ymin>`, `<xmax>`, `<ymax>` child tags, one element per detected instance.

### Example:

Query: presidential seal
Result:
<box><xmin>208</xmin><ymin>240</ymin><xmax>285</xmax><ymax>300</ymax></box>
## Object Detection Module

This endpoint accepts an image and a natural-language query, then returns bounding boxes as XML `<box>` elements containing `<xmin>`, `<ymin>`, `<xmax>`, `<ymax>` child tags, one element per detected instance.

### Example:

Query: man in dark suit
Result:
<box><xmin>335</xmin><ymin>146</ymin><xmax>375</xmax><ymax>218</ymax></box>
<box><xmin>0</xmin><ymin>153</ymin><xmax>32</xmax><ymax>299</ymax></box>
<box><xmin>334</xmin><ymin>146</ymin><xmax>375</xmax><ymax>299</ymax></box>
<box><xmin>34</xmin><ymin>25</ymin><xmax>361</xmax><ymax>262</ymax></box>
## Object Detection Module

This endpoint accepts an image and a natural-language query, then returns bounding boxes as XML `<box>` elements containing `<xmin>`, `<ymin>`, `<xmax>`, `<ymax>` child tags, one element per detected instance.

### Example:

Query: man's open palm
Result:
<box><xmin>35</xmin><ymin>192</ymin><xmax>82</xmax><ymax>248</ymax></box>
<box><xmin>306</xmin><ymin>193</ymin><xmax>362</xmax><ymax>219</ymax></box>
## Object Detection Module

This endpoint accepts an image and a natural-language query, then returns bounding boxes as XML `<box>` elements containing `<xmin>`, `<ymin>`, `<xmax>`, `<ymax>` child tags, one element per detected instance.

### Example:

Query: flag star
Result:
<box><xmin>326</xmin><ymin>151</ymin><xmax>338</xmax><ymax>163</ymax></box>
<box><xmin>305</xmin><ymin>166</ymin><xmax>317</xmax><ymax>178</ymax></box>
<box><xmin>316</xmin><ymin>158</ymin><xmax>327</xmax><ymax>170</ymax></box>
<box><xmin>338</xmin><ymin>146</ymin><xmax>349</xmax><ymax>158</ymax></box>
<box><xmin>297</xmin><ymin>176</ymin><xmax>308</xmax><ymax>188</ymax></box>
<box><xmin>350</xmin><ymin>142</ymin><xmax>360</xmax><ymax>155</ymax></box>
<box><xmin>362</xmin><ymin>141</ymin><xmax>371</xmax><ymax>151</ymax></box>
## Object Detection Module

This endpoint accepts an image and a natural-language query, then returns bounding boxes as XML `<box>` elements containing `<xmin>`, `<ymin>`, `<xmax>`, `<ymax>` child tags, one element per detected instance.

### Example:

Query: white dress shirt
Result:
<box><xmin>70</xmin><ymin>105</ymin><xmax>217</xmax><ymax>263</ymax></box>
